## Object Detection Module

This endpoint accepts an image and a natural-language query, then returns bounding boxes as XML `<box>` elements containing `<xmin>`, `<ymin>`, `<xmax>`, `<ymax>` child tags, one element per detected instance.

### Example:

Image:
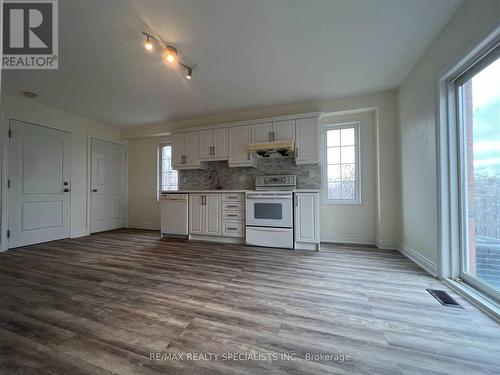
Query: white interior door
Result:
<box><xmin>8</xmin><ymin>120</ymin><xmax>71</xmax><ymax>248</ymax></box>
<box><xmin>91</xmin><ymin>138</ymin><xmax>126</xmax><ymax>233</ymax></box>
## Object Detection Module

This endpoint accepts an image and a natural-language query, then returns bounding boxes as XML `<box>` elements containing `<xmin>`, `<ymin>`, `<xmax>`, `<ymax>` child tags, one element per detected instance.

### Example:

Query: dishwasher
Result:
<box><xmin>160</xmin><ymin>193</ymin><xmax>189</xmax><ymax>238</ymax></box>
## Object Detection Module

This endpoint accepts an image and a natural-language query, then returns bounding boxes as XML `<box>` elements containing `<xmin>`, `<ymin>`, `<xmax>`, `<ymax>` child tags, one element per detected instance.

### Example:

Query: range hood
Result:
<box><xmin>246</xmin><ymin>140</ymin><xmax>295</xmax><ymax>158</ymax></box>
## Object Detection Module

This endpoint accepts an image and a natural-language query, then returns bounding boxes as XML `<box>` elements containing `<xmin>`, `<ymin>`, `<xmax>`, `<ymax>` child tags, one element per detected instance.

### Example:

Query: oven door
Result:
<box><xmin>245</xmin><ymin>192</ymin><xmax>293</xmax><ymax>228</ymax></box>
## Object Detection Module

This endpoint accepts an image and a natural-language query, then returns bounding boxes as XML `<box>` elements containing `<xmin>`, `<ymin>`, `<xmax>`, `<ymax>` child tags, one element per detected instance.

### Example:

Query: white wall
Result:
<box><xmin>0</xmin><ymin>94</ymin><xmax>124</xmax><ymax>246</ymax></box>
<box><xmin>320</xmin><ymin>111</ymin><xmax>377</xmax><ymax>244</ymax></box>
<box><xmin>398</xmin><ymin>0</ymin><xmax>500</xmax><ymax>268</ymax></box>
<box><xmin>126</xmin><ymin>89</ymin><xmax>399</xmax><ymax>247</ymax></box>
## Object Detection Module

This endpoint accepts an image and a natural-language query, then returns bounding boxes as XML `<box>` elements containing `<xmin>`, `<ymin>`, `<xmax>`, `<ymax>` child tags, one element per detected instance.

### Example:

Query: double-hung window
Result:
<box><xmin>159</xmin><ymin>144</ymin><xmax>178</xmax><ymax>192</ymax></box>
<box><xmin>323</xmin><ymin>123</ymin><xmax>360</xmax><ymax>203</ymax></box>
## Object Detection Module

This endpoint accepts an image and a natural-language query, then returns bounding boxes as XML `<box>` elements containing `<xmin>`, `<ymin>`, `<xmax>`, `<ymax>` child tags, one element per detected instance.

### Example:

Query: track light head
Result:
<box><xmin>165</xmin><ymin>45</ymin><xmax>177</xmax><ymax>64</ymax></box>
<box><xmin>186</xmin><ymin>67</ymin><xmax>193</xmax><ymax>79</ymax></box>
<box><xmin>144</xmin><ymin>35</ymin><xmax>153</xmax><ymax>51</ymax></box>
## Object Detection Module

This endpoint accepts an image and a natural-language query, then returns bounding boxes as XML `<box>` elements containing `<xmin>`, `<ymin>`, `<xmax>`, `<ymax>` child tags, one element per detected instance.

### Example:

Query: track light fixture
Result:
<box><xmin>142</xmin><ymin>32</ymin><xmax>196</xmax><ymax>80</ymax></box>
<box><xmin>144</xmin><ymin>35</ymin><xmax>153</xmax><ymax>51</ymax></box>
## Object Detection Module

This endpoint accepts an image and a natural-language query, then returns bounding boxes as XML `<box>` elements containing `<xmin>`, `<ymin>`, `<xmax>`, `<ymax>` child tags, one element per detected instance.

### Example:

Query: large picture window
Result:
<box><xmin>159</xmin><ymin>144</ymin><xmax>178</xmax><ymax>192</ymax></box>
<box><xmin>323</xmin><ymin>123</ymin><xmax>360</xmax><ymax>203</ymax></box>
<box><xmin>457</xmin><ymin>47</ymin><xmax>500</xmax><ymax>298</ymax></box>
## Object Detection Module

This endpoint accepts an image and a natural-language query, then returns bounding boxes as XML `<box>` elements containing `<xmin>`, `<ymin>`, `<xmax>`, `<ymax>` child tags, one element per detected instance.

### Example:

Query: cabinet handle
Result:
<box><xmin>226</xmin><ymin>205</ymin><xmax>238</xmax><ymax>208</ymax></box>
<box><xmin>212</xmin><ymin>146</ymin><xmax>215</xmax><ymax>155</ymax></box>
<box><xmin>227</xmin><ymin>214</ymin><xmax>237</xmax><ymax>217</ymax></box>
<box><xmin>203</xmin><ymin>195</ymin><xmax>206</xmax><ymax>205</ymax></box>
<box><xmin>227</xmin><ymin>195</ymin><xmax>238</xmax><ymax>199</ymax></box>
<box><xmin>272</xmin><ymin>131</ymin><xmax>276</xmax><ymax>141</ymax></box>
<box><xmin>227</xmin><ymin>227</ymin><xmax>238</xmax><ymax>231</ymax></box>
<box><xmin>295</xmin><ymin>147</ymin><xmax>299</xmax><ymax>157</ymax></box>
<box><xmin>269</xmin><ymin>132</ymin><xmax>272</xmax><ymax>141</ymax></box>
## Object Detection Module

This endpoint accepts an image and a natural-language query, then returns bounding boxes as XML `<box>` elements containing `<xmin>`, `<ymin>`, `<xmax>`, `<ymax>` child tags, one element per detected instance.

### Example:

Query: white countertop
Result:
<box><xmin>162</xmin><ymin>189</ymin><xmax>319</xmax><ymax>194</ymax></box>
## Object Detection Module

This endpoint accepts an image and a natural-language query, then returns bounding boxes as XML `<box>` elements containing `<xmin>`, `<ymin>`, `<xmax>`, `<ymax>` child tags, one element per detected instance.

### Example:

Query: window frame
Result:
<box><xmin>321</xmin><ymin>122</ymin><xmax>361</xmax><ymax>205</ymax></box>
<box><xmin>158</xmin><ymin>143</ymin><xmax>178</xmax><ymax>194</ymax></box>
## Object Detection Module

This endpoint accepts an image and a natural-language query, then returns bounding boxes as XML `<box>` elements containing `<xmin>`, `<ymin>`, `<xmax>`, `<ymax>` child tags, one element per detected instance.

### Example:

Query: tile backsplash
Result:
<box><xmin>179</xmin><ymin>157</ymin><xmax>321</xmax><ymax>190</ymax></box>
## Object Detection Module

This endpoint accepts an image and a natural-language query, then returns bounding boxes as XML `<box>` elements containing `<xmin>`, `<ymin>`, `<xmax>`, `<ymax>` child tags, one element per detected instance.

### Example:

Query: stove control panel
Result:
<box><xmin>255</xmin><ymin>175</ymin><xmax>296</xmax><ymax>188</ymax></box>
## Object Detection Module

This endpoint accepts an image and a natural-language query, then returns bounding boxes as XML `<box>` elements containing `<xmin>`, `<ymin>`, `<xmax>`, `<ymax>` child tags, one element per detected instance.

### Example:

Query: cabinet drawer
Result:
<box><xmin>223</xmin><ymin>201</ymin><xmax>244</xmax><ymax>211</ymax></box>
<box><xmin>222</xmin><ymin>193</ymin><xmax>244</xmax><ymax>202</ymax></box>
<box><xmin>223</xmin><ymin>211</ymin><xmax>244</xmax><ymax>220</ymax></box>
<box><xmin>222</xmin><ymin>221</ymin><xmax>244</xmax><ymax>237</ymax></box>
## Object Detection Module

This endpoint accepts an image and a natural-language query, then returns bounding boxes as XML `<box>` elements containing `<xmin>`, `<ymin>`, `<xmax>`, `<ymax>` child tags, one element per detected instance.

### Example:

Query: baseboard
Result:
<box><xmin>127</xmin><ymin>222</ymin><xmax>160</xmax><ymax>231</ymax></box>
<box><xmin>399</xmin><ymin>242</ymin><xmax>438</xmax><ymax>277</ymax></box>
<box><xmin>321</xmin><ymin>233</ymin><xmax>376</xmax><ymax>246</ymax></box>
<box><xmin>375</xmin><ymin>238</ymin><xmax>399</xmax><ymax>250</ymax></box>
<box><xmin>71</xmin><ymin>229</ymin><xmax>90</xmax><ymax>238</ymax></box>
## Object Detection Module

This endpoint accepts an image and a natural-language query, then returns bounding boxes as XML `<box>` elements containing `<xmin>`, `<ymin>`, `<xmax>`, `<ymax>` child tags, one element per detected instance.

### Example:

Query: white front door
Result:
<box><xmin>90</xmin><ymin>138</ymin><xmax>126</xmax><ymax>233</ymax></box>
<box><xmin>8</xmin><ymin>120</ymin><xmax>71</xmax><ymax>248</ymax></box>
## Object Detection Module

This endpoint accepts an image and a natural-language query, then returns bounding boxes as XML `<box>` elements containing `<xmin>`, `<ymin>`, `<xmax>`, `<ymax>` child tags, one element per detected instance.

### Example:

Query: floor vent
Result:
<box><xmin>426</xmin><ymin>289</ymin><xmax>463</xmax><ymax>308</ymax></box>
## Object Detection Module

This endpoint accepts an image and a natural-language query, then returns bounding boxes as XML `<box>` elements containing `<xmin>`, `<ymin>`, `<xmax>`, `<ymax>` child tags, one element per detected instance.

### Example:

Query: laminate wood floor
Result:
<box><xmin>0</xmin><ymin>229</ymin><xmax>498</xmax><ymax>375</ymax></box>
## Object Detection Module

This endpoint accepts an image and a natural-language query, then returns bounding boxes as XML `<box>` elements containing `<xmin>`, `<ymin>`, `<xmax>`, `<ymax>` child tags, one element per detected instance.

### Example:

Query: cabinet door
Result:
<box><xmin>171</xmin><ymin>134</ymin><xmax>185</xmax><ymax>168</ymax></box>
<box><xmin>295</xmin><ymin>118</ymin><xmax>318</xmax><ymax>164</ymax></box>
<box><xmin>205</xmin><ymin>194</ymin><xmax>222</xmax><ymax>236</ymax></box>
<box><xmin>273</xmin><ymin>120</ymin><xmax>295</xmax><ymax>141</ymax></box>
<box><xmin>229</xmin><ymin>126</ymin><xmax>252</xmax><ymax>165</ymax></box>
<box><xmin>198</xmin><ymin>130</ymin><xmax>213</xmax><ymax>159</ymax></box>
<box><xmin>185</xmin><ymin>132</ymin><xmax>200</xmax><ymax>166</ymax></box>
<box><xmin>295</xmin><ymin>193</ymin><xmax>319</xmax><ymax>243</ymax></box>
<box><xmin>189</xmin><ymin>194</ymin><xmax>204</xmax><ymax>234</ymax></box>
<box><xmin>252</xmin><ymin>123</ymin><xmax>273</xmax><ymax>143</ymax></box>
<box><xmin>213</xmin><ymin>128</ymin><xmax>228</xmax><ymax>157</ymax></box>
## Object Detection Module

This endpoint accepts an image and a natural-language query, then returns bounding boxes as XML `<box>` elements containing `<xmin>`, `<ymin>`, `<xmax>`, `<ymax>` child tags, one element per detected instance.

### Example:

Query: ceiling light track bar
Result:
<box><xmin>142</xmin><ymin>31</ymin><xmax>196</xmax><ymax>79</ymax></box>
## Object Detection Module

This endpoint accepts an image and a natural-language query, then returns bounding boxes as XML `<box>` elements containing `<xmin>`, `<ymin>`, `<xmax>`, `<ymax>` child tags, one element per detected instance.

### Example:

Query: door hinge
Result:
<box><xmin>8</xmin><ymin>129</ymin><xmax>12</xmax><ymax>138</ymax></box>
<box><xmin>7</xmin><ymin>230</ymin><xmax>10</xmax><ymax>239</ymax></box>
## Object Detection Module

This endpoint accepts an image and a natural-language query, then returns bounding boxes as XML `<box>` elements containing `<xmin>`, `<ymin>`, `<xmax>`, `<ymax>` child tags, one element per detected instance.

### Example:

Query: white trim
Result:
<box><xmin>71</xmin><ymin>229</ymin><xmax>89</xmax><ymax>239</ymax></box>
<box><xmin>375</xmin><ymin>239</ymin><xmax>399</xmax><ymax>250</ymax></box>
<box><xmin>189</xmin><ymin>234</ymin><xmax>244</xmax><ymax>244</ymax></box>
<box><xmin>399</xmin><ymin>242</ymin><xmax>438</xmax><ymax>277</ymax></box>
<box><xmin>321</xmin><ymin>122</ymin><xmax>361</xmax><ymax>205</ymax></box>
<box><xmin>321</xmin><ymin>233</ymin><xmax>376</xmax><ymax>246</ymax></box>
<box><xmin>173</xmin><ymin>111</ymin><xmax>322</xmax><ymax>133</ymax></box>
<box><xmin>442</xmin><ymin>278</ymin><xmax>500</xmax><ymax>323</ymax></box>
<box><xmin>127</xmin><ymin>222</ymin><xmax>161</xmax><ymax>231</ymax></box>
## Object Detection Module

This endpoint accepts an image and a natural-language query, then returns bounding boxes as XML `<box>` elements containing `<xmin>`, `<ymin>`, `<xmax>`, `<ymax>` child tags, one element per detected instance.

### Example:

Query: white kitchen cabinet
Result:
<box><xmin>273</xmin><ymin>120</ymin><xmax>295</xmax><ymax>142</ymax></box>
<box><xmin>228</xmin><ymin>125</ymin><xmax>256</xmax><ymax>167</ymax></box>
<box><xmin>251</xmin><ymin>121</ymin><xmax>295</xmax><ymax>143</ymax></box>
<box><xmin>294</xmin><ymin>192</ymin><xmax>320</xmax><ymax>251</ymax></box>
<box><xmin>199</xmin><ymin>128</ymin><xmax>228</xmax><ymax>161</ymax></box>
<box><xmin>189</xmin><ymin>194</ymin><xmax>222</xmax><ymax>236</ymax></box>
<box><xmin>189</xmin><ymin>194</ymin><xmax>204</xmax><ymax>234</ymax></box>
<box><xmin>205</xmin><ymin>194</ymin><xmax>222</xmax><ymax>235</ymax></box>
<box><xmin>172</xmin><ymin>132</ymin><xmax>201</xmax><ymax>169</ymax></box>
<box><xmin>251</xmin><ymin>122</ymin><xmax>273</xmax><ymax>142</ymax></box>
<box><xmin>295</xmin><ymin>118</ymin><xmax>319</xmax><ymax>165</ymax></box>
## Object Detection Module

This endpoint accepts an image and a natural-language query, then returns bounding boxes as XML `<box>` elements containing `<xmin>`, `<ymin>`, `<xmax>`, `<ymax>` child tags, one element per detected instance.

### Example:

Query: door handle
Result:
<box><xmin>92</xmin><ymin>189</ymin><xmax>98</xmax><ymax>192</ymax></box>
<box><xmin>64</xmin><ymin>188</ymin><xmax>70</xmax><ymax>193</ymax></box>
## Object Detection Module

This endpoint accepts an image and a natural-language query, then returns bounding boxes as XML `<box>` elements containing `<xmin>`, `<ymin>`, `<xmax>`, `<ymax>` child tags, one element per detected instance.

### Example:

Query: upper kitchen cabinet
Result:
<box><xmin>171</xmin><ymin>132</ymin><xmax>201</xmax><ymax>170</ymax></box>
<box><xmin>228</xmin><ymin>125</ymin><xmax>256</xmax><ymax>167</ymax></box>
<box><xmin>251</xmin><ymin>122</ymin><xmax>273</xmax><ymax>142</ymax></box>
<box><xmin>295</xmin><ymin>118</ymin><xmax>319</xmax><ymax>165</ymax></box>
<box><xmin>273</xmin><ymin>120</ymin><xmax>295</xmax><ymax>142</ymax></box>
<box><xmin>199</xmin><ymin>128</ymin><xmax>228</xmax><ymax>161</ymax></box>
<box><xmin>251</xmin><ymin>121</ymin><xmax>295</xmax><ymax>142</ymax></box>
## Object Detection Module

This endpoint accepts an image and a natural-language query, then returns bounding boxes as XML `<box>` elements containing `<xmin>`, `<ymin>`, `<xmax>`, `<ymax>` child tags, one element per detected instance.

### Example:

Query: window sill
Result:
<box><xmin>441</xmin><ymin>278</ymin><xmax>500</xmax><ymax>323</ymax></box>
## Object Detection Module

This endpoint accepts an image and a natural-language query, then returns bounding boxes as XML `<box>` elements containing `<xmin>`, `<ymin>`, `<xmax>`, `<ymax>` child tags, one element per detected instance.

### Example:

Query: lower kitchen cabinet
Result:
<box><xmin>189</xmin><ymin>193</ymin><xmax>245</xmax><ymax>242</ymax></box>
<box><xmin>189</xmin><ymin>194</ymin><xmax>221</xmax><ymax>236</ymax></box>
<box><xmin>294</xmin><ymin>192</ymin><xmax>320</xmax><ymax>250</ymax></box>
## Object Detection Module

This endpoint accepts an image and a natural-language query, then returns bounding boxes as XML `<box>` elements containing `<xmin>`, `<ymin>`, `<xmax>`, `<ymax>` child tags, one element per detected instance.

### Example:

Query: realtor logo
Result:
<box><xmin>2</xmin><ymin>0</ymin><xmax>58</xmax><ymax>69</ymax></box>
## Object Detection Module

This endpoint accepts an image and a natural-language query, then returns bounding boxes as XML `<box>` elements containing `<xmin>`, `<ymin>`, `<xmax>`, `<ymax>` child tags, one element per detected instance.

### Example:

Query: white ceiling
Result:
<box><xmin>3</xmin><ymin>0</ymin><xmax>461</xmax><ymax>127</ymax></box>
